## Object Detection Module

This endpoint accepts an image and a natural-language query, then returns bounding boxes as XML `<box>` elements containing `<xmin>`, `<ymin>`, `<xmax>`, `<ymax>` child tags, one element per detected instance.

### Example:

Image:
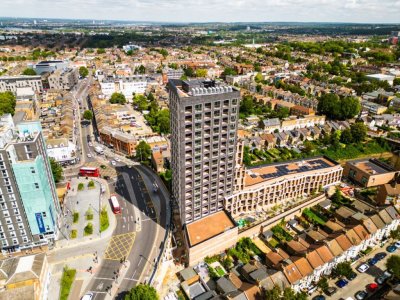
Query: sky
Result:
<box><xmin>1</xmin><ymin>0</ymin><xmax>400</xmax><ymax>23</ymax></box>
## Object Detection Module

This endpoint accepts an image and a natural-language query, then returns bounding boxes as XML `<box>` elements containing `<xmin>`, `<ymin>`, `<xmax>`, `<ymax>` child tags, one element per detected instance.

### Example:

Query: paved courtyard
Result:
<box><xmin>63</xmin><ymin>177</ymin><xmax>107</xmax><ymax>241</ymax></box>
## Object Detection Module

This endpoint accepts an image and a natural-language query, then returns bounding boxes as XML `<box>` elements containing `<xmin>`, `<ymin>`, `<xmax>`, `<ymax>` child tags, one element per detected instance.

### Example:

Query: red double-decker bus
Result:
<box><xmin>79</xmin><ymin>167</ymin><xmax>100</xmax><ymax>177</ymax></box>
<box><xmin>110</xmin><ymin>195</ymin><xmax>121</xmax><ymax>214</ymax></box>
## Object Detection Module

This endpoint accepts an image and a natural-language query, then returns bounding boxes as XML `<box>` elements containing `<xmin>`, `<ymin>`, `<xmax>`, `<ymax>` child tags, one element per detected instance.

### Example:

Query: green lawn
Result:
<box><xmin>59</xmin><ymin>267</ymin><xmax>76</xmax><ymax>300</ymax></box>
<box><xmin>100</xmin><ymin>207</ymin><xmax>109</xmax><ymax>232</ymax></box>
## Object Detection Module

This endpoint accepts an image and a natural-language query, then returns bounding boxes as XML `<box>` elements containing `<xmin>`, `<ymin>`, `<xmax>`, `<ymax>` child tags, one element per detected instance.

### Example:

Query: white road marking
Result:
<box><xmin>137</xmin><ymin>256</ymin><xmax>143</xmax><ymax>266</ymax></box>
<box><xmin>94</xmin><ymin>277</ymin><xmax>114</xmax><ymax>280</ymax></box>
<box><xmin>124</xmin><ymin>278</ymin><xmax>139</xmax><ymax>281</ymax></box>
<box><xmin>131</xmin><ymin>269</ymin><xmax>137</xmax><ymax>279</ymax></box>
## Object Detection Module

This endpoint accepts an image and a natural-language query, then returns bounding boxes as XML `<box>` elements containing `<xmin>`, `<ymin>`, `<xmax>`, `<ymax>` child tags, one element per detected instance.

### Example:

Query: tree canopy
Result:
<box><xmin>79</xmin><ymin>66</ymin><xmax>89</xmax><ymax>78</ymax></box>
<box><xmin>135</xmin><ymin>141</ymin><xmax>152</xmax><ymax>162</ymax></box>
<box><xmin>0</xmin><ymin>92</ymin><xmax>16</xmax><ymax>116</ymax></box>
<box><xmin>83</xmin><ymin>110</ymin><xmax>93</xmax><ymax>121</ymax></box>
<box><xmin>49</xmin><ymin>158</ymin><xmax>63</xmax><ymax>183</ymax></box>
<box><xmin>317</xmin><ymin>94</ymin><xmax>361</xmax><ymax>120</ymax></box>
<box><xmin>386</xmin><ymin>255</ymin><xmax>400</xmax><ymax>279</ymax></box>
<box><xmin>195</xmin><ymin>69</ymin><xmax>208</xmax><ymax>78</ymax></box>
<box><xmin>22</xmin><ymin>68</ymin><xmax>37</xmax><ymax>75</ymax></box>
<box><xmin>124</xmin><ymin>284</ymin><xmax>159</xmax><ymax>300</ymax></box>
<box><xmin>109</xmin><ymin>92</ymin><xmax>126</xmax><ymax>105</ymax></box>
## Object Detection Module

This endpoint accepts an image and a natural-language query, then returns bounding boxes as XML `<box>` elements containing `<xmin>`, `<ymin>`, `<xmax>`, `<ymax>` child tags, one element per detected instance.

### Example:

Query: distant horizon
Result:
<box><xmin>1</xmin><ymin>16</ymin><xmax>400</xmax><ymax>26</ymax></box>
<box><xmin>1</xmin><ymin>0</ymin><xmax>400</xmax><ymax>24</ymax></box>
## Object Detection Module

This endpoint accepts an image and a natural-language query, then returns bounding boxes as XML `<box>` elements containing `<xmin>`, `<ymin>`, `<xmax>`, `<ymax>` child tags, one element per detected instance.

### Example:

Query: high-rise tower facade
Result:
<box><xmin>169</xmin><ymin>79</ymin><xmax>240</xmax><ymax>224</ymax></box>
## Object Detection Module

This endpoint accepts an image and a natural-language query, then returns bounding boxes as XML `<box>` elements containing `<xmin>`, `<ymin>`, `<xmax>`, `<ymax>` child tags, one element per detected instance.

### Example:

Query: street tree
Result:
<box><xmin>0</xmin><ymin>92</ymin><xmax>16</xmax><ymax>115</ymax></box>
<box><xmin>124</xmin><ymin>284</ymin><xmax>159</xmax><ymax>300</ymax></box>
<box><xmin>83</xmin><ymin>110</ymin><xmax>93</xmax><ymax>121</ymax></box>
<box><xmin>133</xmin><ymin>95</ymin><xmax>148</xmax><ymax>111</ymax></box>
<box><xmin>386</xmin><ymin>255</ymin><xmax>400</xmax><ymax>279</ymax></box>
<box><xmin>109</xmin><ymin>92</ymin><xmax>126</xmax><ymax>105</ymax></box>
<box><xmin>135</xmin><ymin>141</ymin><xmax>152</xmax><ymax>162</ymax></box>
<box><xmin>317</xmin><ymin>277</ymin><xmax>329</xmax><ymax>292</ymax></box>
<box><xmin>332</xmin><ymin>261</ymin><xmax>353</xmax><ymax>278</ymax></box>
<box><xmin>49</xmin><ymin>158</ymin><xmax>63</xmax><ymax>183</ymax></box>
<box><xmin>390</xmin><ymin>226</ymin><xmax>400</xmax><ymax>240</ymax></box>
<box><xmin>79</xmin><ymin>66</ymin><xmax>89</xmax><ymax>78</ymax></box>
<box><xmin>136</xmin><ymin>65</ymin><xmax>146</xmax><ymax>74</ymax></box>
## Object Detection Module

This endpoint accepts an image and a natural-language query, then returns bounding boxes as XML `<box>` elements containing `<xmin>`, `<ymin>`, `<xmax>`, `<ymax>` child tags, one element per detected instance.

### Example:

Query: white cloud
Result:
<box><xmin>1</xmin><ymin>0</ymin><xmax>399</xmax><ymax>23</ymax></box>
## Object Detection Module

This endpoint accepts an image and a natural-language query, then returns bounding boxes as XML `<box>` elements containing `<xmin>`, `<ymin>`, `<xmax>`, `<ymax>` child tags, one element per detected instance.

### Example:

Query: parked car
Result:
<box><xmin>324</xmin><ymin>286</ymin><xmax>337</xmax><ymax>296</ymax></box>
<box><xmin>395</xmin><ymin>241</ymin><xmax>400</xmax><ymax>248</ymax></box>
<box><xmin>376</xmin><ymin>275</ymin><xmax>388</xmax><ymax>285</ymax></box>
<box><xmin>357</xmin><ymin>264</ymin><xmax>370</xmax><ymax>273</ymax></box>
<box><xmin>387</xmin><ymin>245</ymin><xmax>397</xmax><ymax>253</ymax></box>
<box><xmin>308</xmin><ymin>284</ymin><xmax>318</xmax><ymax>295</ymax></box>
<box><xmin>355</xmin><ymin>291</ymin><xmax>368</xmax><ymax>300</ymax></box>
<box><xmin>111</xmin><ymin>160</ymin><xmax>116</xmax><ymax>166</ymax></box>
<box><xmin>87</xmin><ymin>153</ymin><xmax>92</xmax><ymax>158</ymax></box>
<box><xmin>375</xmin><ymin>252</ymin><xmax>387</xmax><ymax>261</ymax></box>
<box><xmin>336</xmin><ymin>279</ymin><xmax>349</xmax><ymax>288</ymax></box>
<box><xmin>313</xmin><ymin>296</ymin><xmax>326</xmax><ymax>300</ymax></box>
<box><xmin>368</xmin><ymin>257</ymin><xmax>379</xmax><ymax>266</ymax></box>
<box><xmin>81</xmin><ymin>292</ymin><xmax>94</xmax><ymax>300</ymax></box>
<box><xmin>367</xmin><ymin>283</ymin><xmax>379</xmax><ymax>292</ymax></box>
<box><xmin>346</xmin><ymin>272</ymin><xmax>357</xmax><ymax>281</ymax></box>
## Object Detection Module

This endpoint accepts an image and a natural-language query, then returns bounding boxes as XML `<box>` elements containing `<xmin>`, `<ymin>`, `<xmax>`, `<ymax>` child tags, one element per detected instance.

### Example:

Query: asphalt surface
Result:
<box><xmin>62</xmin><ymin>76</ymin><xmax>170</xmax><ymax>299</ymax></box>
<box><xmin>85</xmin><ymin>165</ymin><xmax>168</xmax><ymax>299</ymax></box>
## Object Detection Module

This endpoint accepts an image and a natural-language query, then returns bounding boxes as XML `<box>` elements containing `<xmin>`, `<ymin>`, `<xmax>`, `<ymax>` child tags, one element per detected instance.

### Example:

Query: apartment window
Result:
<box><xmin>34</xmin><ymin>183</ymin><xmax>39</xmax><ymax>189</ymax></box>
<box><xmin>1</xmin><ymin>170</ymin><xmax>7</xmax><ymax>177</ymax></box>
<box><xmin>5</xmin><ymin>218</ymin><xmax>11</xmax><ymax>225</ymax></box>
<box><xmin>195</xmin><ymin>104</ymin><xmax>202</xmax><ymax>111</ymax></box>
<box><xmin>232</xmin><ymin>99</ymin><xmax>238</xmax><ymax>105</ymax></box>
<box><xmin>23</xmin><ymin>237</ymin><xmax>28</xmax><ymax>243</ymax></box>
<box><xmin>2</xmin><ymin>240</ymin><xmax>7</xmax><ymax>247</ymax></box>
<box><xmin>6</xmin><ymin>186</ymin><xmax>12</xmax><ymax>193</ymax></box>
<box><xmin>24</xmin><ymin>145</ymin><xmax>31</xmax><ymax>152</ymax></box>
<box><xmin>214</xmin><ymin>110</ymin><xmax>220</xmax><ymax>117</ymax></box>
<box><xmin>12</xmin><ymin>239</ymin><xmax>18</xmax><ymax>245</ymax></box>
<box><xmin>4</xmin><ymin>211</ymin><xmax>9</xmax><ymax>217</ymax></box>
<box><xmin>0</xmin><ymin>233</ymin><xmax>4</xmax><ymax>239</ymax></box>
<box><xmin>214</xmin><ymin>101</ymin><xmax>221</xmax><ymax>108</ymax></box>
<box><xmin>42</xmin><ymin>212</ymin><xmax>47</xmax><ymax>218</ymax></box>
<box><xmin>0</xmin><ymin>203</ymin><xmax>6</xmax><ymax>210</ymax></box>
<box><xmin>0</xmin><ymin>154</ymin><xmax>3</xmax><ymax>161</ymax></box>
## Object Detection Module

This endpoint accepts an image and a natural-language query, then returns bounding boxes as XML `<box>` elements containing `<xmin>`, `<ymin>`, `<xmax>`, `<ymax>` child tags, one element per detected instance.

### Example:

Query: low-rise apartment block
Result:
<box><xmin>344</xmin><ymin>158</ymin><xmax>399</xmax><ymax>187</ymax></box>
<box><xmin>225</xmin><ymin>156</ymin><xmax>343</xmax><ymax>218</ymax></box>
<box><xmin>100</xmin><ymin>75</ymin><xmax>148</xmax><ymax>100</ymax></box>
<box><xmin>48</xmin><ymin>68</ymin><xmax>78</xmax><ymax>90</ymax></box>
<box><xmin>0</xmin><ymin>75</ymin><xmax>43</xmax><ymax>93</ymax></box>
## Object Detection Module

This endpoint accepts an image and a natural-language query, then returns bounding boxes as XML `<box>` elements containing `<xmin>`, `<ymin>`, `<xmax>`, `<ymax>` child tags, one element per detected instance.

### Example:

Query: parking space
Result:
<box><xmin>312</xmin><ymin>242</ymin><xmax>398</xmax><ymax>300</ymax></box>
<box><xmin>103</xmin><ymin>232</ymin><xmax>136</xmax><ymax>260</ymax></box>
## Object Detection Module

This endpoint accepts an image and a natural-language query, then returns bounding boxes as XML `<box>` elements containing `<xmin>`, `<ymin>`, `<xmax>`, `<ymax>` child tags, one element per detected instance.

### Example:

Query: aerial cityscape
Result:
<box><xmin>1</xmin><ymin>2</ymin><xmax>400</xmax><ymax>300</ymax></box>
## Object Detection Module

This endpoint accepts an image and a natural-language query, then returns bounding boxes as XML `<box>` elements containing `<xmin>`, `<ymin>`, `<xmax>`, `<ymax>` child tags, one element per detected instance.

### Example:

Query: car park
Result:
<box><xmin>368</xmin><ymin>257</ymin><xmax>378</xmax><ymax>266</ymax></box>
<box><xmin>324</xmin><ymin>286</ymin><xmax>337</xmax><ymax>296</ymax></box>
<box><xmin>374</xmin><ymin>252</ymin><xmax>387</xmax><ymax>261</ymax></box>
<box><xmin>387</xmin><ymin>245</ymin><xmax>397</xmax><ymax>253</ymax></box>
<box><xmin>336</xmin><ymin>279</ymin><xmax>349</xmax><ymax>288</ymax></box>
<box><xmin>357</xmin><ymin>264</ymin><xmax>370</xmax><ymax>273</ymax></box>
<box><xmin>367</xmin><ymin>283</ymin><xmax>378</xmax><ymax>292</ymax></box>
<box><xmin>395</xmin><ymin>241</ymin><xmax>400</xmax><ymax>248</ymax></box>
<box><xmin>355</xmin><ymin>291</ymin><xmax>368</xmax><ymax>300</ymax></box>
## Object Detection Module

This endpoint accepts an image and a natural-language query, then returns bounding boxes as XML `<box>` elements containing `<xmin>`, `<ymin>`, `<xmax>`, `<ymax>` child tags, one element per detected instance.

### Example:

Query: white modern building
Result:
<box><xmin>100</xmin><ymin>75</ymin><xmax>148</xmax><ymax>100</ymax></box>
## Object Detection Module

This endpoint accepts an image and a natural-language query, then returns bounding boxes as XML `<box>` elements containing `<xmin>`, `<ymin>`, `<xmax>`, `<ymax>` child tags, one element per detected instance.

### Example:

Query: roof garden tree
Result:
<box><xmin>22</xmin><ymin>68</ymin><xmax>36</xmax><ymax>75</ymax></box>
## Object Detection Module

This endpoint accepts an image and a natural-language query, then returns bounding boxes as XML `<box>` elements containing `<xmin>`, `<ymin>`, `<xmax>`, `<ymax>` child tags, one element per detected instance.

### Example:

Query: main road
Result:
<box><xmin>71</xmin><ymin>77</ymin><xmax>170</xmax><ymax>299</ymax></box>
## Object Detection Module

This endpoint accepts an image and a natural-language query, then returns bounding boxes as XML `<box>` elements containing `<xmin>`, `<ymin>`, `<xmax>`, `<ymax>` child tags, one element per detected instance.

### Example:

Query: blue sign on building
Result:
<box><xmin>35</xmin><ymin>212</ymin><xmax>46</xmax><ymax>233</ymax></box>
